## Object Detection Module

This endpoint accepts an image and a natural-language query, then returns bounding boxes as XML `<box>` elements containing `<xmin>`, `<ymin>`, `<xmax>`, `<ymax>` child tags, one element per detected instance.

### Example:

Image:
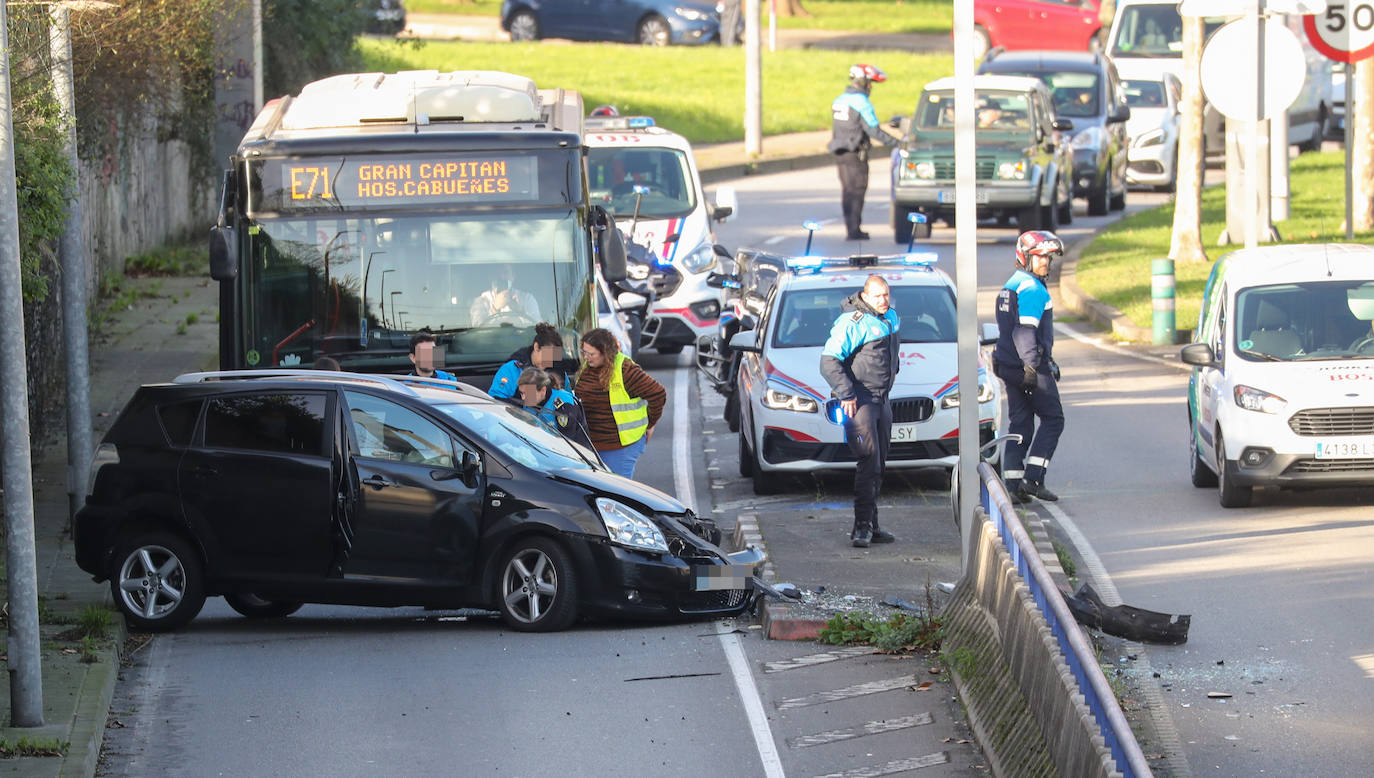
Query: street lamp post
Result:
<box><xmin>379</xmin><ymin>268</ymin><xmax>395</xmax><ymax>328</ymax></box>
<box><xmin>390</xmin><ymin>291</ymin><xmax>403</xmax><ymax>331</ymax></box>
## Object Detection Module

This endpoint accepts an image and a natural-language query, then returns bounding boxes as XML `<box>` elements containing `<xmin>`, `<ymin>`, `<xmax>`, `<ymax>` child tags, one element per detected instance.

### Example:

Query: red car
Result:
<box><xmin>973</xmin><ymin>0</ymin><xmax>1103</xmax><ymax>59</ymax></box>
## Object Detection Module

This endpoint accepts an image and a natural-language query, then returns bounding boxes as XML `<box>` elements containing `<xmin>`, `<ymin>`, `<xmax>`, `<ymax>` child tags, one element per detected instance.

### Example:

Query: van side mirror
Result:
<box><xmin>1052</xmin><ymin>118</ymin><xmax>1075</xmax><ymax>133</ymax></box>
<box><xmin>713</xmin><ymin>185</ymin><xmax>738</xmax><ymax>222</ymax></box>
<box><xmin>1180</xmin><ymin>343</ymin><xmax>1216</xmax><ymax>367</ymax></box>
<box><xmin>209</xmin><ymin>225</ymin><xmax>238</xmax><ymax>281</ymax></box>
<box><xmin>1109</xmin><ymin>104</ymin><xmax>1131</xmax><ymax>123</ymax></box>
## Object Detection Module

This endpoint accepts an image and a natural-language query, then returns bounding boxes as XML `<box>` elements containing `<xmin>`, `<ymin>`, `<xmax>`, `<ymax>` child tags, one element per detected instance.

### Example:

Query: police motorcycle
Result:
<box><xmin>606</xmin><ymin>185</ymin><xmax>668</xmax><ymax>357</ymax></box>
<box><xmin>693</xmin><ymin>220</ymin><xmax>819</xmax><ymax>432</ymax></box>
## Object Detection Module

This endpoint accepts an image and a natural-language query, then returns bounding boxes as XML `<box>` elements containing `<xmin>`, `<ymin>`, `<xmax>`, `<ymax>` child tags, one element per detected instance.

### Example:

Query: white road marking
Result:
<box><xmin>812</xmin><ymin>752</ymin><xmax>950</xmax><ymax>777</ymax></box>
<box><xmin>674</xmin><ymin>366</ymin><xmax>784</xmax><ymax>778</ymax></box>
<box><xmin>762</xmin><ymin>646</ymin><xmax>876</xmax><ymax>673</ymax></box>
<box><xmin>787</xmin><ymin>713</ymin><xmax>934</xmax><ymax>749</ymax></box>
<box><xmin>775</xmin><ymin>675</ymin><xmax>918</xmax><ymax>710</ymax></box>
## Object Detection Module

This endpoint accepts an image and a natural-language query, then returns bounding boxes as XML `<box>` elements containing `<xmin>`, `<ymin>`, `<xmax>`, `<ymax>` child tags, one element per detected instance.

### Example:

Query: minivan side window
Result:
<box><xmin>203</xmin><ymin>393</ymin><xmax>327</xmax><ymax>456</ymax></box>
<box><xmin>344</xmin><ymin>391</ymin><xmax>455</xmax><ymax>467</ymax></box>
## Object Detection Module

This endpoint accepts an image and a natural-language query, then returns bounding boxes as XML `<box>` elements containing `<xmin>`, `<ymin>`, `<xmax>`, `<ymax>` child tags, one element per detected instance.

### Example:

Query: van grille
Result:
<box><xmin>1288</xmin><ymin>408</ymin><xmax>1374</xmax><ymax>436</ymax></box>
<box><xmin>1284</xmin><ymin>458</ymin><xmax>1374</xmax><ymax>474</ymax></box>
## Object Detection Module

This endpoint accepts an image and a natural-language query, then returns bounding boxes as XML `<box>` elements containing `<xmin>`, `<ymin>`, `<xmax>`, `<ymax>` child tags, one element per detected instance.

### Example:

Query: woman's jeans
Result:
<box><xmin>598</xmin><ymin>436</ymin><xmax>647</xmax><ymax>478</ymax></box>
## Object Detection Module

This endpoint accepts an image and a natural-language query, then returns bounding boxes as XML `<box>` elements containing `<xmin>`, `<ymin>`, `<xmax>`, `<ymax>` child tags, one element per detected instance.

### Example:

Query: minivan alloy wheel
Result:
<box><xmin>112</xmin><ymin>532</ymin><xmax>206</xmax><ymax>631</ymax></box>
<box><xmin>498</xmin><ymin>537</ymin><xmax>578</xmax><ymax>631</ymax></box>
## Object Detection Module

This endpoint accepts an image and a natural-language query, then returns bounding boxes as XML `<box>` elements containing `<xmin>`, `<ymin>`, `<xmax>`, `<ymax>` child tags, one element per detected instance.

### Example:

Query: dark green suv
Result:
<box><xmin>889</xmin><ymin>75</ymin><xmax>1075</xmax><ymax>243</ymax></box>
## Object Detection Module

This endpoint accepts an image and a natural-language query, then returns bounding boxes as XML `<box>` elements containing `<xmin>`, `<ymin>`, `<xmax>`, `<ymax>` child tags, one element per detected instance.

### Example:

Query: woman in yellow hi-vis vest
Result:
<box><xmin>574</xmin><ymin>328</ymin><xmax>667</xmax><ymax>478</ymax></box>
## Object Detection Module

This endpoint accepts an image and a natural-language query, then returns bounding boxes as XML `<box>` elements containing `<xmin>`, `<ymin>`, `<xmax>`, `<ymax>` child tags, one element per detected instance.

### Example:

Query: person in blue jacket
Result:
<box><xmin>515</xmin><ymin>366</ymin><xmax>594</xmax><ymax>453</ymax></box>
<box><xmin>489</xmin><ymin>322</ymin><xmax>572</xmax><ymax>399</ymax></box>
<box><xmin>409</xmin><ymin>332</ymin><xmax>456</xmax><ymax>381</ymax></box>
<box><xmin>993</xmin><ymin>230</ymin><xmax>1066</xmax><ymax>504</ymax></box>
<box><xmin>828</xmin><ymin>63</ymin><xmax>898</xmax><ymax>241</ymax></box>
<box><xmin>820</xmin><ymin>275</ymin><xmax>901</xmax><ymax>548</ymax></box>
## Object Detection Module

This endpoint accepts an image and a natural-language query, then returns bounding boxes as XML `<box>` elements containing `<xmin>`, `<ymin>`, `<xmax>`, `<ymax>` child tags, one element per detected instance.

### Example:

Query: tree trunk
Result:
<box><xmin>1354</xmin><ymin>58</ymin><xmax>1373</xmax><ymax>233</ymax></box>
<box><xmin>1170</xmin><ymin>15</ymin><xmax>1207</xmax><ymax>263</ymax></box>
<box><xmin>776</xmin><ymin>0</ymin><xmax>811</xmax><ymax>18</ymax></box>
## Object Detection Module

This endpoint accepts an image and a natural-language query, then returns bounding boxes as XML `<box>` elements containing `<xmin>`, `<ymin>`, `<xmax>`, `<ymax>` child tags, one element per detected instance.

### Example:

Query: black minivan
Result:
<box><xmin>75</xmin><ymin>371</ymin><xmax>762</xmax><ymax>632</ymax></box>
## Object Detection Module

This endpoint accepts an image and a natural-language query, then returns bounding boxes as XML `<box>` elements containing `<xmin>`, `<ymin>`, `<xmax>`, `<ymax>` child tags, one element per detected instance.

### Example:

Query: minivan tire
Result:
<box><xmin>111</xmin><ymin>532</ymin><xmax>206</xmax><ymax>632</ymax></box>
<box><xmin>497</xmin><ymin>537</ymin><xmax>579</xmax><ymax>632</ymax></box>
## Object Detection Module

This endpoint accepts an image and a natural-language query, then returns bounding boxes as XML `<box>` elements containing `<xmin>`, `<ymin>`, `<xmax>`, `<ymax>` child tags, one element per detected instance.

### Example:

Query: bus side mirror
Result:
<box><xmin>209</xmin><ymin>225</ymin><xmax>238</xmax><ymax>281</ymax></box>
<box><xmin>595</xmin><ymin>207</ymin><xmax>628</xmax><ymax>284</ymax></box>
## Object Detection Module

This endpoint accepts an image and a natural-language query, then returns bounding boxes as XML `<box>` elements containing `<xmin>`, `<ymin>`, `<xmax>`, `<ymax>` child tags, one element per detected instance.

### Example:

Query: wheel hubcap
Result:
<box><xmin>503</xmin><ymin>549</ymin><xmax>557</xmax><ymax>624</ymax></box>
<box><xmin>119</xmin><ymin>545</ymin><xmax>185</xmax><ymax>620</ymax></box>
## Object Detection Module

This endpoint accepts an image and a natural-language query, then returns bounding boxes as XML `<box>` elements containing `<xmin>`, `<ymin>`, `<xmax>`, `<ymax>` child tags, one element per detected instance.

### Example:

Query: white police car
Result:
<box><xmin>585</xmin><ymin>115</ymin><xmax>737</xmax><ymax>354</ymax></box>
<box><xmin>729</xmin><ymin>252</ymin><xmax>1004</xmax><ymax>495</ymax></box>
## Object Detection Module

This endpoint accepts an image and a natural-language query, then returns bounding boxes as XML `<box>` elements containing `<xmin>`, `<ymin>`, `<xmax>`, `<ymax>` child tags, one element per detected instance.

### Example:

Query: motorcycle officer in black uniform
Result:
<box><xmin>993</xmin><ymin>230</ymin><xmax>1066</xmax><ymax>503</ymax></box>
<box><xmin>828</xmin><ymin>63</ymin><xmax>898</xmax><ymax>241</ymax></box>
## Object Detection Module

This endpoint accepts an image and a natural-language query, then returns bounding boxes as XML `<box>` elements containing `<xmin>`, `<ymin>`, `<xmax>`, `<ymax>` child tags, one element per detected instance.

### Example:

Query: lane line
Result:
<box><xmin>787</xmin><ymin>713</ymin><xmax>933</xmax><ymax>749</ymax></box>
<box><xmin>674</xmin><ymin>365</ymin><xmax>785</xmax><ymax>778</ymax></box>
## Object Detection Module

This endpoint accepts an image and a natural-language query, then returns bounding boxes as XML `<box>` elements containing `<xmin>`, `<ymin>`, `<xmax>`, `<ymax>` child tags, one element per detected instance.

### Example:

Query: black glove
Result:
<box><xmin>1022</xmin><ymin>364</ymin><xmax>1038</xmax><ymax>392</ymax></box>
<box><xmin>1048</xmin><ymin>359</ymin><xmax>1061</xmax><ymax>382</ymax></box>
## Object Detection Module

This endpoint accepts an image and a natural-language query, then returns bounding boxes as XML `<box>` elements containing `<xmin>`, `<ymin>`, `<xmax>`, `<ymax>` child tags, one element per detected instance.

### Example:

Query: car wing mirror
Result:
<box><xmin>713</xmin><ymin>185</ymin><xmax>738</xmax><ymax>222</ymax></box>
<box><xmin>1180</xmin><ymin>343</ymin><xmax>1216</xmax><ymax>367</ymax></box>
<box><xmin>1052</xmin><ymin>118</ymin><xmax>1075</xmax><ymax>133</ymax></box>
<box><xmin>1110</xmin><ymin>104</ymin><xmax>1131</xmax><ymax>123</ymax></box>
<box><xmin>979</xmin><ymin>322</ymin><xmax>999</xmax><ymax>346</ymax></box>
<box><xmin>737</xmin><ymin>313</ymin><xmax>757</xmax><ymax>332</ymax></box>
<box><xmin>729</xmin><ymin>329</ymin><xmax>761</xmax><ymax>353</ymax></box>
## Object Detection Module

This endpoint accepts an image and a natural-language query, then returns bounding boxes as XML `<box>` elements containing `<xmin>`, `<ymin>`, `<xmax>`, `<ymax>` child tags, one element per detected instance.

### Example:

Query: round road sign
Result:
<box><xmin>1200</xmin><ymin>17</ymin><xmax>1308</xmax><ymax>122</ymax></box>
<box><xmin>1305</xmin><ymin>2</ymin><xmax>1374</xmax><ymax>62</ymax></box>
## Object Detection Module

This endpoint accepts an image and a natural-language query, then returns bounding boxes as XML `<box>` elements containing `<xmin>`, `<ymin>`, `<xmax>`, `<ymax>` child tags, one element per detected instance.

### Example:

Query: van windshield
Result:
<box><xmin>1235</xmin><ymin>281</ymin><xmax>1374</xmax><ymax>361</ymax></box>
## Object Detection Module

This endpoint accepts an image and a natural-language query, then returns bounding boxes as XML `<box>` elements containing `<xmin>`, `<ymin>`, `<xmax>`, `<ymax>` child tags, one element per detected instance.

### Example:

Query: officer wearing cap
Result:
<box><xmin>993</xmin><ymin>230</ymin><xmax>1066</xmax><ymax>503</ymax></box>
<box><xmin>828</xmin><ymin>63</ymin><xmax>899</xmax><ymax>241</ymax></box>
<box><xmin>516</xmin><ymin>366</ymin><xmax>594</xmax><ymax>452</ymax></box>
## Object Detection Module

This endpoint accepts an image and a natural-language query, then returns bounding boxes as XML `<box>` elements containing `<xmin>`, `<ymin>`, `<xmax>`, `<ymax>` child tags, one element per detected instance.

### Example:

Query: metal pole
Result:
<box><xmin>1270</xmin><ymin>107</ymin><xmax>1288</xmax><ymax>222</ymax></box>
<box><xmin>51</xmin><ymin>5</ymin><xmax>93</xmax><ymax>525</ymax></box>
<box><xmin>953</xmin><ymin>0</ymin><xmax>978</xmax><ymax>572</ymax></box>
<box><xmin>0</xmin><ymin>0</ymin><xmax>45</xmax><ymax>727</ymax></box>
<box><xmin>252</xmin><ymin>0</ymin><xmax>263</xmax><ymax>112</ymax></box>
<box><xmin>744</xmin><ymin>0</ymin><xmax>762</xmax><ymax>156</ymax></box>
<box><xmin>768</xmin><ymin>0</ymin><xmax>776</xmax><ymax>53</ymax></box>
<box><xmin>1346</xmin><ymin>63</ymin><xmax>1355</xmax><ymax>240</ymax></box>
<box><xmin>1152</xmin><ymin>258</ymin><xmax>1176</xmax><ymax>345</ymax></box>
<box><xmin>1244</xmin><ymin>5</ymin><xmax>1263</xmax><ymax>250</ymax></box>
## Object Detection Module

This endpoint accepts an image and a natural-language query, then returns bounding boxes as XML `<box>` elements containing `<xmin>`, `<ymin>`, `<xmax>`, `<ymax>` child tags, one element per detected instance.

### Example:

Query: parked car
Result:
<box><xmin>1327</xmin><ymin>62</ymin><xmax>1346</xmax><ymax>139</ymax></box>
<box><xmin>972</xmin><ymin>0</ymin><xmax>1103</xmax><ymax>60</ymax></box>
<box><xmin>1182</xmin><ymin>244</ymin><xmax>1374</xmax><ymax>508</ymax></box>
<box><xmin>729</xmin><ymin>252</ymin><xmax>1004</xmax><ymax>495</ymax></box>
<box><xmin>584</xmin><ymin>114</ymin><xmax>736</xmax><ymax>354</ymax></box>
<box><xmin>978</xmin><ymin>49</ymin><xmax>1130</xmax><ymax>215</ymax></box>
<box><xmin>363</xmin><ymin>0</ymin><xmax>406</xmax><ymax>35</ymax></box>
<box><xmin>74</xmin><ymin>371</ymin><xmax>762</xmax><ymax>632</ymax></box>
<box><xmin>1122</xmin><ymin>72</ymin><xmax>1181</xmax><ymax>191</ymax></box>
<box><xmin>890</xmin><ymin>74</ymin><xmax>1075</xmax><ymax>242</ymax></box>
<box><xmin>501</xmin><ymin>0</ymin><xmax>722</xmax><ymax>45</ymax></box>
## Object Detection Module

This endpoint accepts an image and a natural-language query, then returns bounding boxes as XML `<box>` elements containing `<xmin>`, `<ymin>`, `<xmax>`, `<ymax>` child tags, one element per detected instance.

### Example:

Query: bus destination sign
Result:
<box><xmin>255</xmin><ymin>154</ymin><xmax>540</xmax><ymax>213</ymax></box>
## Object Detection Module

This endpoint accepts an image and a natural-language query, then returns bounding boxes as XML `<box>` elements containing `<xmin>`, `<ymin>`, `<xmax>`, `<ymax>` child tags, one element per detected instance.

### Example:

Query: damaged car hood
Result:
<box><xmin>551</xmin><ymin>467</ymin><xmax>686</xmax><ymax>514</ymax></box>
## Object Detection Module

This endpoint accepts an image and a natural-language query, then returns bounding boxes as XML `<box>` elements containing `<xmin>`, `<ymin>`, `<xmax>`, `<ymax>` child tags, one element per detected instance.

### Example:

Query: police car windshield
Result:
<box><xmin>586</xmin><ymin>148</ymin><xmax>697</xmax><ymax>219</ymax></box>
<box><xmin>432</xmin><ymin>402</ymin><xmax>597</xmax><ymax>470</ymax></box>
<box><xmin>772</xmin><ymin>285</ymin><xmax>957</xmax><ymax>348</ymax></box>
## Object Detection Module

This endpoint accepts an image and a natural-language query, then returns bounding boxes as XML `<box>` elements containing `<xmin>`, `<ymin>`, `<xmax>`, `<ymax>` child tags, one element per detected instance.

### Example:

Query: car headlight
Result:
<box><xmin>676</xmin><ymin>6</ymin><xmax>709</xmax><ymax>20</ymax></box>
<box><xmin>764</xmin><ymin>386</ymin><xmax>818</xmax><ymax>413</ymax></box>
<box><xmin>1072</xmin><ymin>126</ymin><xmax>1103</xmax><ymax>149</ymax></box>
<box><xmin>939</xmin><ymin>381</ymin><xmax>996</xmax><ymax>409</ymax></box>
<box><xmin>628</xmin><ymin>262</ymin><xmax>651</xmax><ymax>281</ymax></box>
<box><xmin>680</xmin><ymin>244</ymin><xmax>717</xmax><ymax>274</ymax></box>
<box><xmin>595</xmin><ymin>497</ymin><xmax>669</xmax><ymax>553</ymax></box>
<box><xmin>1134</xmin><ymin>128</ymin><xmax>1165</xmax><ymax>148</ymax></box>
<box><xmin>996</xmin><ymin>161</ymin><xmax>1026</xmax><ymax>180</ymax></box>
<box><xmin>913</xmin><ymin>161</ymin><xmax>936</xmax><ymax>179</ymax></box>
<box><xmin>1233</xmin><ymin>384</ymin><xmax>1287</xmax><ymax>415</ymax></box>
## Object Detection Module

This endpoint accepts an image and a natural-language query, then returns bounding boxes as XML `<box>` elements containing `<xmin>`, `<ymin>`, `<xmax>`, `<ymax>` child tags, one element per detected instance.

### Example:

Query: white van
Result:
<box><xmin>1107</xmin><ymin>0</ymin><xmax>1333</xmax><ymax>154</ymax></box>
<box><xmin>1182</xmin><ymin>244</ymin><xmax>1374</xmax><ymax>508</ymax></box>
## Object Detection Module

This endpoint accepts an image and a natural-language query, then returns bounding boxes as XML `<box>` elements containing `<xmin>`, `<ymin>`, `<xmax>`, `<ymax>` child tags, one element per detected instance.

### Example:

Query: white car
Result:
<box><xmin>1122</xmin><ymin>72</ymin><xmax>1181</xmax><ymax>191</ymax></box>
<box><xmin>1182</xmin><ymin>244</ymin><xmax>1374</xmax><ymax>508</ymax></box>
<box><xmin>729</xmin><ymin>253</ymin><xmax>1004</xmax><ymax>495</ymax></box>
<box><xmin>585</xmin><ymin>115</ymin><xmax>737</xmax><ymax>355</ymax></box>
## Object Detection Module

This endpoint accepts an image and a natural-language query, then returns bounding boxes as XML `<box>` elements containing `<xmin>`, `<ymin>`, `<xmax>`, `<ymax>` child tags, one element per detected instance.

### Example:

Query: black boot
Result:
<box><xmin>851</xmin><ymin>526</ymin><xmax>873</xmax><ymax>548</ymax></box>
<box><xmin>871</xmin><ymin>526</ymin><xmax>895</xmax><ymax>543</ymax></box>
<box><xmin>1021</xmin><ymin>481</ymin><xmax>1059</xmax><ymax>501</ymax></box>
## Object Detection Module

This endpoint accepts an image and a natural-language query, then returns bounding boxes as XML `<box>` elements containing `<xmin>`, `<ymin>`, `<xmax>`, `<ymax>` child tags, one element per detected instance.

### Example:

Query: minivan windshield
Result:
<box><xmin>433</xmin><ymin>401</ymin><xmax>599</xmax><ymax>471</ymax></box>
<box><xmin>1235</xmin><ymin>281</ymin><xmax>1374</xmax><ymax>361</ymax></box>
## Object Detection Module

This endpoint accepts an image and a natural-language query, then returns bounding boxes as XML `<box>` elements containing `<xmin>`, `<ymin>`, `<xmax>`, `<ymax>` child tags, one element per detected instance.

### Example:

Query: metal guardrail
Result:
<box><xmin>976</xmin><ymin>461</ymin><xmax>1152</xmax><ymax>778</ymax></box>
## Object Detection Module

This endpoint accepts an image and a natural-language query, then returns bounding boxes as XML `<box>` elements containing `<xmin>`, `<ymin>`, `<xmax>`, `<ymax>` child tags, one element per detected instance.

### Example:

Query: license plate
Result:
<box><xmin>936</xmin><ymin>189</ymin><xmax>989</xmax><ymax>204</ymax></box>
<box><xmin>891</xmin><ymin>423</ymin><xmax>920</xmax><ymax>443</ymax></box>
<box><xmin>693</xmin><ymin>564</ymin><xmax>754</xmax><ymax>591</ymax></box>
<box><xmin>1314</xmin><ymin>438</ymin><xmax>1374</xmax><ymax>459</ymax></box>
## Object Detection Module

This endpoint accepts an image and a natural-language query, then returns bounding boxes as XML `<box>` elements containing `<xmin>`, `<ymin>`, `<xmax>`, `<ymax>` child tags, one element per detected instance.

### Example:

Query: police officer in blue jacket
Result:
<box><xmin>828</xmin><ymin>64</ymin><xmax>898</xmax><ymax>241</ymax></box>
<box><xmin>820</xmin><ymin>275</ymin><xmax>901</xmax><ymax>547</ymax></box>
<box><xmin>993</xmin><ymin>231</ymin><xmax>1066</xmax><ymax>504</ymax></box>
<box><xmin>516</xmin><ymin>366</ymin><xmax>594</xmax><ymax>452</ymax></box>
<box><xmin>490</xmin><ymin>323</ymin><xmax>573</xmax><ymax>400</ymax></box>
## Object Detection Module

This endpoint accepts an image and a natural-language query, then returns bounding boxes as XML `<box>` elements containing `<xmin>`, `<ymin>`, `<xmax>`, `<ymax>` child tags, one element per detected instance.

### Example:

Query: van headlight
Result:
<box><xmin>680</xmin><ymin>244</ymin><xmax>717</xmax><ymax>274</ymax></box>
<box><xmin>595</xmin><ymin>497</ymin><xmax>669</xmax><ymax>553</ymax></box>
<box><xmin>1234</xmin><ymin>385</ymin><xmax>1287</xmax><ymax>415</ymax></box>
<box><xmin>764</xmin><ymin>387</ymin><xmax>818</xmax><ymax>413</ymax></box>
<box><xmin>940</xmin><ymin>382</ymin><xmax>995</xmax><ymax>409</ymax></box>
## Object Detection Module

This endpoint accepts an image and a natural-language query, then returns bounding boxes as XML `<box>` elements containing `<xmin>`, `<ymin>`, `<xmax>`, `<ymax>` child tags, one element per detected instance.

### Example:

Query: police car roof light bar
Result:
<box><xmin>584</xmin><ymin>116</ymin><xmax>656</xmax><ymax>131</ymax></box>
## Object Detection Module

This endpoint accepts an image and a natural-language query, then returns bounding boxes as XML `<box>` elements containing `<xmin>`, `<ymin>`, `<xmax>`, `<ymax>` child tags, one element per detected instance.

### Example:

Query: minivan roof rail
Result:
<box><xmin>172</xmin><ymin>369</ymin><xmax>422</xmax><ymax>395</ymax></box>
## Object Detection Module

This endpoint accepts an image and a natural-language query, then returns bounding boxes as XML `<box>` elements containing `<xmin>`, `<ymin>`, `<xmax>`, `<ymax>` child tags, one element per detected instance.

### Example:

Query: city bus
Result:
<box><xmin>208</xmin><ymin>70</ymin><xmax>626</xmax><ymax>382</ymax></box>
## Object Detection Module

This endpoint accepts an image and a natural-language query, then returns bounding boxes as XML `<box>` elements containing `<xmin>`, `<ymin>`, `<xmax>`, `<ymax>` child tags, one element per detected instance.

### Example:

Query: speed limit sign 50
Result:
<box><xmin>1305</xmin><ymin>1</ymin><xmax>1374</xmax><ymax>62</ymax></box>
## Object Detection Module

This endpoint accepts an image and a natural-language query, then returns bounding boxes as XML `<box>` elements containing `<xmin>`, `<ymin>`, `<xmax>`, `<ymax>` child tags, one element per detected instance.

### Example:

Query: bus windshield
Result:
<box><xmin>240</xmin><ymin>209</ymin><xmax>591</xmax><ymax>372</ymax></box>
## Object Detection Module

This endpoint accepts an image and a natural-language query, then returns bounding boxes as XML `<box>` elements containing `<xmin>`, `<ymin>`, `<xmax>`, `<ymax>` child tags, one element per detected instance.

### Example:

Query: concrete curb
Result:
<box><xmin>730</xmin><ymin>513</ymin><xmax>829</xmax><ymax>641</ymax></box>
<box><xmin>66</xmin><ymin>633</ymin><xmax>124</xmax><ymax>778</ymax></box>
<box><xmin>1056</xmin><ymin>231</ymin><xmax>1156</xmax><ymax>343</ymax></box>
<box><xmin>699</xmin><ymin>150</ymin><xmax>837</xmax><ymax>187</ymax></box>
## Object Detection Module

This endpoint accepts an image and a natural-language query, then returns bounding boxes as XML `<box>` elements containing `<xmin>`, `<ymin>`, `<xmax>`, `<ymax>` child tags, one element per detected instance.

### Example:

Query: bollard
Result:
<box><xmin>1152</xmin><ymin>258</ymin><xmax>1175</xmax><ymax>345</ymax></box>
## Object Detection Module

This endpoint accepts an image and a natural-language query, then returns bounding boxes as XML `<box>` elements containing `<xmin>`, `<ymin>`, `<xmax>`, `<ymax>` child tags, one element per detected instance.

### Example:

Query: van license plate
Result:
<box><xmin>1315</xmin><ymin>438</ymin><xmax>1374</xmax><ymax>459</ymax></box>
<box><xmin>891</xmin><ymin>423</ymin><xmax>920</xmax><ymax>443</ymax></box>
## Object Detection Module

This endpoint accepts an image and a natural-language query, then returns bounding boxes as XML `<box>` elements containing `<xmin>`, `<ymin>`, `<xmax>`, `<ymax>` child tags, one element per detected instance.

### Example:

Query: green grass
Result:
<box><xmin>359</xmin><ymin>37</ymin><xmax>949</xmax><ymax>143</ymax></box>
<box><xmin>406</xmin><ymin>0</ymin><xmax>950</xmax><ymax>34</ymax></box>
<box><xmin>1076</xmin><ymin>150</ymin><xmax>1374</xmax><ymax>335</ymax></box>
<box><xmin>0</xmin><ymin>737</ymin><xmax>69</xmax><ymax>758</ymax></box>
<box><xmin>124</xmin><ymin>241</ymin><xmax>205</xmax><ymax>277</ymax></box>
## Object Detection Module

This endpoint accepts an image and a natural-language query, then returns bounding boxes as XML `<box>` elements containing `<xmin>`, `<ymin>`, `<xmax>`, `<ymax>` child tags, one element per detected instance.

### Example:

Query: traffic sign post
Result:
<box><xmin>1304</xmin><ymin>2</ymin><xmax>1374</xmax><ymax>238</ymax></box>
